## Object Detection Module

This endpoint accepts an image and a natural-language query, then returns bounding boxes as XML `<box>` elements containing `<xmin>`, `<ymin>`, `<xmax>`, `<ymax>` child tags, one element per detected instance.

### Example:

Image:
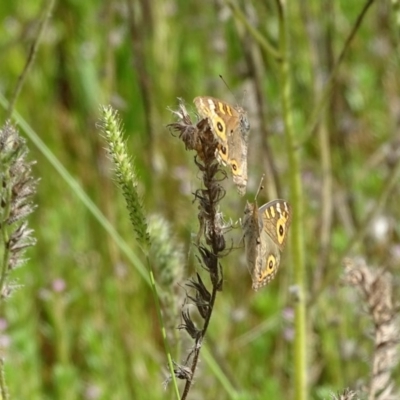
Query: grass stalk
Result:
<box><xmin>225</xmin><ymin>0</ymin><xmax>282</xmax><ymax>61</ymax></box>
<box><xmin>300</xmin><ymin>0</ymin><xmax>377</xmax><ymax>147</ymax></box>
<box><xmin>313</xmin><ymin>154</ymin><xmax>400</xmax><ymax>301</ymax></box>
<box><xmin>5</xmin><ymin>0</ymin><xmax>56</xmax><ymax>120</ymax></box>
<box><xmin>277</xmin><ymin>3</ymin><xmax>307</xmax><ymax>399</ymax></box>
<box><xmin>148</xmin><ymin>259</ymin><xmax>181</xmax><ymax>399</ymax></box>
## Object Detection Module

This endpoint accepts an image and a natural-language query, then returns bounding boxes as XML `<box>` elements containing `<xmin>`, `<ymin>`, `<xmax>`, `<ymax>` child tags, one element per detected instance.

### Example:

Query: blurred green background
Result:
<box><xmin>0</xmin><ymin>0</ymin><xmax>399</xmax><ymax>399</ymax></box>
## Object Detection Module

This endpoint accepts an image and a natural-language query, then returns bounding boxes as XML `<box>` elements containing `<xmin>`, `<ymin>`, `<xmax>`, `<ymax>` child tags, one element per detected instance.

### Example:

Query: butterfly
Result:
<box><xmin>194</xmin><ymin>96</ymin><xmax>250</xmax><ymax>195</ymax></box>
<box><xmin>243</xmin><ymin>196</ymin><xmax>291</xmax><ymax>290</ymax></box>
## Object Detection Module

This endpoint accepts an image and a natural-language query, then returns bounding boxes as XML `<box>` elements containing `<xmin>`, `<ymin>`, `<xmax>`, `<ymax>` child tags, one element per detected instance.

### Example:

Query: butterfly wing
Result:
<box><xmin>194</xmin><ymin>96</ymin><xmax>249</xmax><ymax>195</ymax></box>
<box><xmin>243</xmin><ymin>201</ymin><xmax>259</xmax><ymax>279</ymax></box>
<box><xmin>243</xmin><ymin>201</ymin><xmax>281</xmax><ymax>291</ymax></box>
<box><xmin>252</xmin><ymin>229</ymin><xmax>281</xmax><ymax>290</ymax></box>
<box><xmin>225</xmin><ymin>104</ymin><xmax>249</xmax><ymax>195</ymax></box>
<box><xmin>194</xmin><ymin>96</ymin><xmax>230</xmax><ymax>146</ymax></box>
<box><xmin>259</xmin><ymin>199</ymin><xmax>291</xmax><ymax>252</ymax></box>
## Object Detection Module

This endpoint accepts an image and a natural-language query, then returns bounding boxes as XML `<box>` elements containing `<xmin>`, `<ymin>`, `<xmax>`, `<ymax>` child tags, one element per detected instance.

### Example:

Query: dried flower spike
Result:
<box><xmin>0</xmin><ymin>122</ymin><xmax>37</xmax><ymax>299</ymax></box>
<box><xmin>344</xmin><ymin>258</ymin><xmax>399</xmax><ymax>400</ymax></box>
<box><xmin>167</xmin><ymin>98</ymin><xmax>231</xmax><ymax>399</ymax></box>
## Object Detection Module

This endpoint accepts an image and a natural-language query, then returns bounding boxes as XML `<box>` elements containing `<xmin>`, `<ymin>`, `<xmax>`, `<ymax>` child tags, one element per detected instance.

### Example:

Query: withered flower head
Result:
<box><xmin>0</xmin><ymin>122</ymin><xmax>38</xmax><ymax>299</ymax></box>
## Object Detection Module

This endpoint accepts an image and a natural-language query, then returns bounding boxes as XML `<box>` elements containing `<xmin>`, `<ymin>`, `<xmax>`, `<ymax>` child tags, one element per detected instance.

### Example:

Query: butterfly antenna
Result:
<box><xmin>254</xmin><ymin>174</ymin><xmax>265</xmax><ymax>201</ymax></box>
<box><xmin>219</xmin><ymin>74</ymin><xmax>236</xmax><ymax>101</ymax></box>
<box><xmin>219</xmin><ymin>74</ymin><xmax>248</xmax><ymax>108</ymax></box>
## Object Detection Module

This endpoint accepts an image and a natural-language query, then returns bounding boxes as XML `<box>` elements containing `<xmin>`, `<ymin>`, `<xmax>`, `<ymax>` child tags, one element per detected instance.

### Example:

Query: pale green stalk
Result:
<box><xmin>0</xmin><ymin>359</ymin><xmax>8</xmax><ymax>400</ymax></box>
<box><xmin>278</xmin><ymin>4</ymin><xmax>307</xmax><ymax>400</ymax></box>
<box><xmin>226</xmin><ymin>1</ymin><xmax>308</xmax><ymax>397</ymax></box>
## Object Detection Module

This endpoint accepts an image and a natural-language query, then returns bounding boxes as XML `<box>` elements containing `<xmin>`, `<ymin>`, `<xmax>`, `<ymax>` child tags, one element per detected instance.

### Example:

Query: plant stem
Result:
<box><xmin>278</xmin><ymin>3</ymin><xmax>307</xmax><ymax>400</ymax></box>
<box><xmin>147</xmin><ymin>258</ymin><xmax>180</xmax><ymax>399</ymax></box>
<box><xmin>225</xmin><ymin>0</ymin><xmax>282</xmax><ymax>61</ymax></box>
<box><xmin>6</xmin><ymin>0</ymin><xmax>56</xmax><ymax>120</ymax></box>
<box><xmin>300</xmin><ymin>0</ymin><xmax>377</xmax><ymax>147</ymax></box>
<box><xmin>181</xmin><ymin>284</ymin><xmax>218</xmax><ymax>400</ymax></box>
<box><xmin>0</xmin><ymin>358</ymin><xmax>8</xmax><ymax>400</ymax></box>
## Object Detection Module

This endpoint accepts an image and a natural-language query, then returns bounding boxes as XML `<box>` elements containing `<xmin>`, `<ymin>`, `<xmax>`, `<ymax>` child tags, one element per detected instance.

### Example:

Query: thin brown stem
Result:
<box><xmin>6</xmin><ymin>0</ymin><xmax>56</xmax><ymax>120</ymax></box>
<box><xmin>299</xmin><ymin>0</ymin><xmax>377</xmax><ymax>148</ymax></box>
<box><xmin>126</xmin><ymin>0</ymin><xmax>155</xmax><ymax>173</ymax></box>
<box><xmin>300</xmin><ymin>1</ymin><xmax>334</xmax><ymax>291</ymax></box>
<box><xmin>313</xmin><ymin>155</ymin><xmax>400</xmax><ymax>302</ymax></box>
<box><xmin>168</xmin><ymin>101</ymin><xmax>228</xmax><ymax>399</ymax></box>
<box><xmin>181</xmin><ymin>285</ymin><xmax>218</xmax><ymax>400</ymax></box>
<box><xmin>240</xmin><ymin>3</ymin><xmax>280</xmax><ymax>197</ymax></box>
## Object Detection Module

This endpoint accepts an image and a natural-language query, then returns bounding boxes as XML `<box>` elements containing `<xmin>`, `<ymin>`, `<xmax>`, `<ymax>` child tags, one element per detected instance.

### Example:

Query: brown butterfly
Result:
<box><xmin>243</xmin><ymin>198</ymin><xmax>291</xmax><ymax>290</ymax></box>
<box><xmin>194</xmin><ymin>96</ymin><xmax>250</xmax><ymax>195</ymax></box>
